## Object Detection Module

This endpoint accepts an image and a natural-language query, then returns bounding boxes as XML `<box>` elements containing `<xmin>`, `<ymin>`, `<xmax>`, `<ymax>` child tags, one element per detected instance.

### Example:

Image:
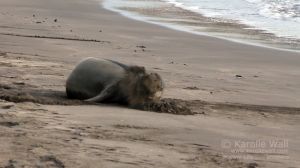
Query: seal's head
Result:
<box><xmin>141</xmin><ymin>72</ymin><xmax>164</xmax><ymax>102</ymax></box>
<box><xmin>122</xmin><ymin>66</ymin><xmax>164</xmax><ymax>107</ymax></box>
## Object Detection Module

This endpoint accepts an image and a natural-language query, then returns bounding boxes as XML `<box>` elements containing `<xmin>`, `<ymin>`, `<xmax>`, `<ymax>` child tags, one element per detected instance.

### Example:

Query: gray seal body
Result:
<box><xmin>66</xmin><ymin>57</ymin><xmax>127</xmax><ymax>103</ymax></box>
<box><xmin>66</xmin><ymin>57</ymin><xmax>164</xmax><ymax>107</ymax></box>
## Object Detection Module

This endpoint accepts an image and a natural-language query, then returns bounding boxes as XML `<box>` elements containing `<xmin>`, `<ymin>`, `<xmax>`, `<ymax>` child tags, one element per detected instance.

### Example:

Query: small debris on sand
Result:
<box><xmin>235</xmin><ymin>74</ymin><xmax>243</xmax><ymax>78</ymax></box>
<box><xmin>4</xmin><ymin>159</ymin><xmax>18</xmax><ymax>168</ymax></box>
<box><xmin>13</xmin><ymin>81</ymin><xmax>25</xmax><ymax>85</ymax></box>
<box><xmin>40</xmin><ymin>155</ymin><xmax>65</xmax><ymax>168</ymax></box>
<box><xmin>54</xmin><ymin>19</ymin><xmax>57</xmax><ymax>22</ymax></box>
<box><xmin>0</xmin><ymin>84</ymin><xmax>12</xmax><ymax>90</ymax></box>
<box><xmin>0</xmin><ymin>103</ymin><xmax>14</xmax><ymax>109</ymax></box>
<box><xmin>136</xmin><ymin>45</ymin><xmax>146</xmax><ymax>49</ymax></box>
<box><xmin>0</xmin><ymin>52</ymin><xmax>7</xmax><ymax>56</ymax></box>
<box><xmin>0</xmin><ymin>121</ymin><xmax>19</xmax><ymax>127</ymax></box>
<box><xmin>247</xmin><ymin>162</ymin><xmax>258</xmax><ymax>168</ymax></box>
<box><xmin>184</xmin><ymin>86</ymin><xmax>200</xmax><ymax>90</ymax></box>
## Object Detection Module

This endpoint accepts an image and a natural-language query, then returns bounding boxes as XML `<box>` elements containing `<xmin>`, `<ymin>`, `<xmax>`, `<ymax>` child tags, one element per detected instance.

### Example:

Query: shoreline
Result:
<box><xmin>102</xmin><ymin>0</ymin><xmax>300</xmax><ymax>53</ymax></box>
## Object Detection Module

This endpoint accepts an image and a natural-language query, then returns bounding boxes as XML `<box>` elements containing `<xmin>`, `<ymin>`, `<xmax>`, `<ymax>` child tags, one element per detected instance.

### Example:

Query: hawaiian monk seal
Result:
<box><xmin>66</xmin><ymin>57</ymin><xmax>164</xmax><ymax>108</ymax></box>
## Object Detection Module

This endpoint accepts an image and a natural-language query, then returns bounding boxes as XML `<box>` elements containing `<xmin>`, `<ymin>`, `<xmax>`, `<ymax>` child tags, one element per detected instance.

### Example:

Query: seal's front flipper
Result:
<box><xmin>85</xmin><ymin>83</ymin><xmax>116</xmax><ymax>102</ymax></box>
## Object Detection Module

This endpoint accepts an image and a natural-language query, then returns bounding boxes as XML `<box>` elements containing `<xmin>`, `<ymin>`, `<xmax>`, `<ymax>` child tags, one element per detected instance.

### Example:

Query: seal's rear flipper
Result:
<box><xmin>85</xmin><ymin>83</ymin><xmax>116</xmax><ymax>102</ymax></box>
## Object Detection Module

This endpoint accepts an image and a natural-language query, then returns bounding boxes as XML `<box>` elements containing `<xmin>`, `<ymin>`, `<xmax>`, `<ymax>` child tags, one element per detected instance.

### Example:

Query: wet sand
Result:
<box><xmin>0</xmin><ymin>0</ymin><xmax>300</xmax><ymax>167</ymax></box>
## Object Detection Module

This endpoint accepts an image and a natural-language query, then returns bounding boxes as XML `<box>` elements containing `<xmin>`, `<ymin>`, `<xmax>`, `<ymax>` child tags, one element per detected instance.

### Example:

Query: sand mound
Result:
<box><xmin>142</xmin><ymin>99</ymin><xmax>194</xmax><ymax>115</ymax></box>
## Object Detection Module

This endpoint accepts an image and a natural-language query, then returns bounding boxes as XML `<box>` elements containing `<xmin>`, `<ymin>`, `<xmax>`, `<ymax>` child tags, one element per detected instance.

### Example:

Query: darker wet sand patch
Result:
<box><xmin>0</xmin><ymin>82</ymin><xmax>195</xmax><ymax>115</ymax></box>
<box><xmin>0</xmin><ymin>89</ymin><xmax>84</xmax><ymax>105</ymax></box>
<box><xmin>0</xmin><ymin>83</ymin><xmax>86</xmax><ymax>105</ymax></box>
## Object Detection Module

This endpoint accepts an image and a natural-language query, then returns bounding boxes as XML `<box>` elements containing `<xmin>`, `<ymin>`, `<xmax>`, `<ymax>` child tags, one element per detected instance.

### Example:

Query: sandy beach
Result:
<box><xmin>0</xmin><ymin>0</ymin><xmax>300</xmax><ymax>167</ymax></box>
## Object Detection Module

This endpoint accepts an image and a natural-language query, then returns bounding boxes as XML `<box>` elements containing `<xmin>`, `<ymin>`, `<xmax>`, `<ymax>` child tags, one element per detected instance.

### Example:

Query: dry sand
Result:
<box><xmin>0</xmin><ymin>0</ymin><xmax>300</xmax><ymax>167</ymax></box>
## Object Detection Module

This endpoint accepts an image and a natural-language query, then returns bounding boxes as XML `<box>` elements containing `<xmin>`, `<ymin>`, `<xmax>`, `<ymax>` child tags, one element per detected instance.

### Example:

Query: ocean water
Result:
<box><xmin>165</xmin><ymin>0</ymin><xmax>300</xmax><ymax>38</ymax></box>
<box><xmin>103</xmin><ymin>0</ymin><xmax>300</xmax><ymax>51</ymax></box>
